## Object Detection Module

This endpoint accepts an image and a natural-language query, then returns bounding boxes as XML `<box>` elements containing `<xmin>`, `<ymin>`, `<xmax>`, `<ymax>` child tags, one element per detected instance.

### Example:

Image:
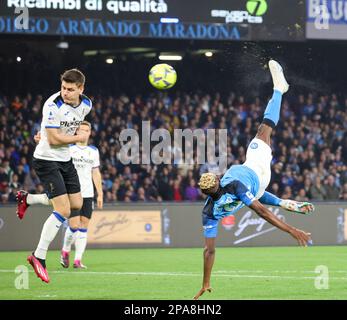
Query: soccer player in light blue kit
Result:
<box><xmin>194</xmin><ymin>60</ymin><xmax>314</xmax><ymax>300</ymax></box>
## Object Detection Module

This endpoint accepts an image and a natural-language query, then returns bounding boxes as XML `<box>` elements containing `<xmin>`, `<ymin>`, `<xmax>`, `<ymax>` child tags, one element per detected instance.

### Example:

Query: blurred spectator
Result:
<box><xmin>340</xmin><ymin>183</ymin><xmax>347</xmax><ymax>201</ymax></box>
<box><xmin>184</xmin><ymin>180</ymin><xmax>200</xmax><ymax>201</ymax></box>
<box><xmin>172</xmin><ymin>179</ymin><xmax>183</xmax><ymax>202</ymax></box>
<box><xmin>143</xmin><ymin>177</ymin><xmax>162</xmax><ymax>202</ymax></box>
<box><xmin>324</xmin><ymin>175</ymin><xmax>340</xmax><ymax>200</ymax></box>
<box><xmin>295</xmin><ymin>189</ymin><xmax>309</xmax><ymax>202</ymax></box>
<box><xmin>309</xmin><ymin>177</ymin><xmax>327</xmax><ymax>201</ymax></box>
<box><xmin>281</xmin><ymin>186</ymin><xmax>293</xmax><ymax>200</ymax></box>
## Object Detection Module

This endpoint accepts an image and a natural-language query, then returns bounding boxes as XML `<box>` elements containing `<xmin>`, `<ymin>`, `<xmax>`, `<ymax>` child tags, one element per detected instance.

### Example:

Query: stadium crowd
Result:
<box><xmin>0</xmin><ymin>91</ymin><xmax>346</xmax><ymax>204</ymax></box>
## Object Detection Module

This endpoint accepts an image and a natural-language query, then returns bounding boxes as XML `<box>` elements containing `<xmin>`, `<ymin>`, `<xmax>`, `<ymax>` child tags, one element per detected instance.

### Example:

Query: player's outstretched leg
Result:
<box><xmin>16</xmin><ymin>191</ymin><xmax>51</xmax><ymax>220</ymax></box>
<box><xmin>256</xmin><ymin>60</ymin><xmax>289</xmax><ymax>146</ymax></box>
<box><xmin>16</xmin><ymin>190</ymin><xmax>29</xmax><ymax>220</ymax></box>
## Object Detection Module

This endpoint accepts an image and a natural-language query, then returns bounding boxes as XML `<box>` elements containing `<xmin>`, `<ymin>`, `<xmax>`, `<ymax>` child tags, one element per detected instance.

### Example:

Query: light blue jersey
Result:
<box><xmin>202</xmin><ymin>164</ymin><xmax>260</xmax><ymax>238</ymax></box>
<box><xmin>221</xmin><ymin>165</ymin><xmax>259</xmax><ymax>195</ymax></box>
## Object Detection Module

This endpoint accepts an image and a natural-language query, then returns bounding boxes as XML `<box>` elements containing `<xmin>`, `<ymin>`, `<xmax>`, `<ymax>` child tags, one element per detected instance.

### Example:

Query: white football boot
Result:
<box><xmin>268</xmin><ymin>60</ymin><xmax>289</xmax><ymax>94</ymax></box>
<box><xmin>279</xmin><ymin>199</ymin><xmax>315</xmax><ymax>215</ymax></box>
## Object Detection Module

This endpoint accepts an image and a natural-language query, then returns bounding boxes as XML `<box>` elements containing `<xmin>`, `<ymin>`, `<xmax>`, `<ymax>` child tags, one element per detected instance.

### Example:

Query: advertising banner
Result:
<box><xmin>306</xmin><ymin>0</ymin><xmax>347</xmax><ymax>40</ymax></box>
<box><xmin>88</xmin><ymin>210</ymin><xmax>162</xmax><ymax>244</ymax></box>
<box><xmin>0</xmin><ymin>0</ymin><xmax>305</xmax><ymax>41</ymax></box>
<box><xmin>1</xmin><ymin>203</ymin><xmax>347</xmax><ymax>250</ymax></box>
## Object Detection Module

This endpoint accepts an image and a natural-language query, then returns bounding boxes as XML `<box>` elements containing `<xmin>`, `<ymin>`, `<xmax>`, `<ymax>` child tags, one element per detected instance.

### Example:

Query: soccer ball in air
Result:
<box><xmin>148</xmin><ymin>64</ymin><xmax>177</xmax><ymax>90</ymax></box>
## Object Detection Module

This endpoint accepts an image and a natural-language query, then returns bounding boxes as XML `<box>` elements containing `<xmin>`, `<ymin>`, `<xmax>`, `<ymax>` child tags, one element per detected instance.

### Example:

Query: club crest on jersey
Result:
<box><xmin>250</xmin><ymin>142</ymin><xmax>258</xmax><ymax>149</ymax></box>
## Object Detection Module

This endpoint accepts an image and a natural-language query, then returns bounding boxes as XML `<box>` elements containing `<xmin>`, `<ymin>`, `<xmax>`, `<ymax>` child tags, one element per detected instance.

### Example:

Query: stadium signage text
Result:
<box><xmin>7</xmin><ymin>0</ymin><xmax>168</xmax><ymax>15</ymax></box>
<box><xmin>94</xmin><ymin>214</ymin><xmax>130</xmax><ymax>240</ymax></box>
<box><xmin>233</xmin><ymin>207</ymin><xmax>285</xmax><ymax>244</ymax></box>
<box><xmin>308</xmin><ymin>0</ymin><xmax>347</xmax><ymax>23</ymax></box>
<box><xmin>0</xmin><ymin>16</ymin><xmax>245</xmax><ymax>40</ymax></box>
<box><xmin>306</xmin><ymin>0</ymin><xmax>347</xmax><ymax>40</ymax></box>
<box><xmin>211</xmin><ymin>10</ymin><xmax>263</xmax><ymax>24</ymax></box>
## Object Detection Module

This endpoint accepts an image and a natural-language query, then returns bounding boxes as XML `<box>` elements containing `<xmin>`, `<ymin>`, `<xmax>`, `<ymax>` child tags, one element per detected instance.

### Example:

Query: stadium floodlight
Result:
<box><xmin>160</xmin><ymin>18</ymin><xmax>180</xmax><ymax>24</ymax></box>
<box><xmin>205</xmin><ymin>51</ymin><xmax>213</xmax><ymax>57</ymax></box>
<box><xmin>106</xmin><ymin>58</ymin><xmax>114</xmax><ymax>64</ymax></box>
<box><xmin>16</xmin><ymin>56</ymin><xmax>22</xmax><ymax>62</ymax></box>
<box><xmin>159</xmin><ymin>55</ymin><xmax>182</xmax><ymax>61</ymax></box>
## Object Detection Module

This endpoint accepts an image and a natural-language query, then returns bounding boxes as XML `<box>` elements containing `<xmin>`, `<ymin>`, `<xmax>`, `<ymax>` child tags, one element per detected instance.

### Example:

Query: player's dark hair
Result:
<box><xmin>60</xmin><ymin>69</ymin><xmax>85</xmax><ymax>86</ymax></box>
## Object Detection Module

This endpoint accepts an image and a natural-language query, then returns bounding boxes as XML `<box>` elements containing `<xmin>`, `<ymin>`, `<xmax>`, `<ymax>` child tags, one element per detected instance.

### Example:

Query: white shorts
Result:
<box><xmin>243</xmin><ymin>138</ymin><xmax>272</xmax><ymax>199</ymax></box>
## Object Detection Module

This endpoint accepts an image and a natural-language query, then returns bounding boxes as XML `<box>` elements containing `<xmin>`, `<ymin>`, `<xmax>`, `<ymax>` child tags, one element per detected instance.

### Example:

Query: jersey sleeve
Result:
<box><xmin>85</xmin><ymin>102</ymin><xmax>92</xmax><ymax>117</ymax></box>
<box><xmin>43</xmin><ymin>102</ymin><xmax>60</xmax><ymax>129</ymax></box>
<box><xmin>259</xmin><ymin>191</ymin><xmax>281</xmax><ymax>206</ymax></box>
<box><xmin>223</xmin><ymin>180</ymin><xmax>256</xmax><ymax>206</ymax></box>
<box><xmin>82</xmin><ymin>96</ymin><xmax>92</xmax><ymax>117</ymax></box>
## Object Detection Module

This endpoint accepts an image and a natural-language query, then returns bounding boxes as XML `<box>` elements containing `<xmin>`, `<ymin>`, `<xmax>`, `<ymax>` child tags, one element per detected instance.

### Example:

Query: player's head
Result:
<box><xmin>77</xmin><ymin>121</ymin><xmax>92</xmax><ymax>144</ymax></box>
<box><xmin>198</xmin><ymin>173</ymin><xmax>219</xmax><ymax>196</ymax></box>
<box><xmin>60</xmin><ymin>68</ymin><xmax>85</xmax><ymax>106</ymax></box>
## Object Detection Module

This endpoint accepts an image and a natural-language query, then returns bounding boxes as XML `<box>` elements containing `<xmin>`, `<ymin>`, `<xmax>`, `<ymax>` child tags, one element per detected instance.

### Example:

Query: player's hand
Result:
<box><xmin>34</xmin><ymin>132</ymin><xmax>41</xmax><ymax>144</ymax></box>
<box><xmin>193</xmin><ymin>287</ymin><xmax>212</xmax><ymax>300</ymax></box>
<box><xmin>289</xmin><ymin>228</ymin><xmax>312</xmax><ymax>247</ymax></box>
<box><xmin>97</xmin><ymin>195</ymin><xmax>103</xmax><ymax>209</ymax></box>
<box><xmin>76</xmin><ymin>131</ymin><xmax>89</xmax><ymax>143</ymax></box>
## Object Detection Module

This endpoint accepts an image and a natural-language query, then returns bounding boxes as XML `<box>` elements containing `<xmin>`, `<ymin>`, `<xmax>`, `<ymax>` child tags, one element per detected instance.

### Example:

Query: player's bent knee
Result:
<box><xmin>51</xmin><ymin>194</ymin><xmax>71</xmax><ymax>217</ymax></box>
<box><xmin>69</xmin><ymin>216</ymin><xmax>81</xmax><ymax>229</ymax></box>
<box><xmin>70</xmin><ymin>199</ymin><xmax>83</xmax><ymax>211</ymax></box>
<box><xmin>53</xmin><ymin>205</ymin><xmax>71</xmax><ymax>218</ymax></box>
<box><xmin>69</xmin><ymin>222</ymin><xmax>80</xmax><ymax>230</ymax></box>
<box><xmin>80</xmin><ymin>217</ymin><xmax>90</xmax><ymax>229</ymax></box>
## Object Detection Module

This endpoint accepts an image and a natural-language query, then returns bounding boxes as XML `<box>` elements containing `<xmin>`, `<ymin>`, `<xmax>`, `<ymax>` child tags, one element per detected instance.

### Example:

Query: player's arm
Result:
<box><xmin>259</xmin><ymin>191</ymin><xmax>314</xmax><ymax>214</ymax></box>
<box><xmin>43</xmin><ymin>103</ymin><xmax>87</xmax><ymax>146</ymax></box>
<box><xmin>249</xmin><ymin>200</ymin><xmax>311</xmax><ymax>246</ymax></box>
<box><xmin>193</xmin><ymin>237</ymin><xmax>215</xmax><ymax>300</ymax></box>
<box><xmin>46</xmin><ymin>128</ymin><xmax>87</xmax><ymax>146</ymax></box>
<box><xmin>228</xmin><ymin>181</ymin><xmax>311</xmax><ymax>246</ymax></box>
<box><xmin>35</xmin><ymin>131</ymin><xmax>85</xmax><ymax>150</ymax></box>
<box><xmin>92</xmin><ymin>167</ymin><xmax>103</xmax><ymax>209</ymax></box>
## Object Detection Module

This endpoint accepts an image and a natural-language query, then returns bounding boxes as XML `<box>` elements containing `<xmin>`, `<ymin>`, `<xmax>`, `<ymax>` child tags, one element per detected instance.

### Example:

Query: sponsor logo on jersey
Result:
<box><xmin>60</xmin><ymin>120</ymin><xmax>83</xmax><ymax>127</ymax></box>
<box><xmin>223</xmin><ymin>196</ymin><xmax>241</xmax><ymax>212</ymax></box>
<box><xmin>223</xmin><ymin>201</ymin><xmax>241</xmax><ymax>212</ymax></box>
<box><xmin>72</xmin><ymin>157</ymin><xmax>94</xmax><ymax>165</ymax></box>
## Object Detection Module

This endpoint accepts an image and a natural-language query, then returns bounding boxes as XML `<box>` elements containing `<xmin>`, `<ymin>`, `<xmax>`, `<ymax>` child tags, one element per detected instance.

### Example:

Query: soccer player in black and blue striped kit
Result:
<box><xmin>194</xmin><ymin>60</ymin><xmax>314</xmax><ymax>300</ymax></box>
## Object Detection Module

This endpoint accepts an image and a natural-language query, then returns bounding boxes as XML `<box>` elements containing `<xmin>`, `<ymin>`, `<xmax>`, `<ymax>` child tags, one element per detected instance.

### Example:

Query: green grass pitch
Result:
<box><xmin>1</xmin><ymin>246</ymin><xmax>347</xmax><ymax>300</ymax></box>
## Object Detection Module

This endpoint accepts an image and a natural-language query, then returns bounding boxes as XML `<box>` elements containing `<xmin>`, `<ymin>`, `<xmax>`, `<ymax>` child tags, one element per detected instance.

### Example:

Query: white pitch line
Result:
<box><xmin>1</xmin><ymin>269</ymin><xmax>347</xmax><ymax>281</ymax></box>
<box><xmin>215</xmin><ymin>270</ymin><xmax>347</xmax><ymax>274</ymax></box>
